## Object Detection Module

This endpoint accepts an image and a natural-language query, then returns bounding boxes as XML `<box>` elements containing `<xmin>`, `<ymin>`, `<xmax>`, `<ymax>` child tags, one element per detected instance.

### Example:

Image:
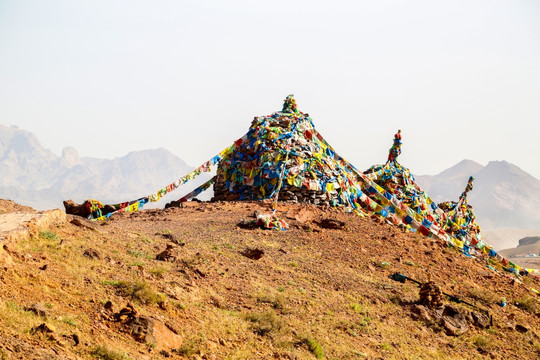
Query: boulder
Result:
<box><xmin>241</xmin><ymin>248</ymin><xmax>265</xmax><ymax>260</ymax></box>
<box><xmin>25</xmin><ymin>303</ymin><xmax>50</xmax><ymax>318</ymax></box>
<box><xmin>68</xmin><ymin>216</ymin><xmax>99</xmax><ymax>231</ymax></box>
<box><xmin>83</xmin><ymin>248</ymin><xmax>101</xmax><ymax>260</ymax></box>
<box><xmin>440</xmin><ymin>305</ymin><xmax>469</xmax><ymax>336</ymax></box>
<box><xmin>470</xmin><ymin>311</ymin><xmax>491</xmax><ymax>329</ymax></box>
<box><xmin>156</xmin><ymin>244</ymin><xmax>177</xmax><ymax>262</ymax></box>
<box><xmin>129</xmin><ymin>315</ymin><xmax>183</xmax><ymax>350</ymax></box>
<box><xmin>318</xmin><ymin>218</ymin><xmax>345</xmax><ymax>230</ymax></box>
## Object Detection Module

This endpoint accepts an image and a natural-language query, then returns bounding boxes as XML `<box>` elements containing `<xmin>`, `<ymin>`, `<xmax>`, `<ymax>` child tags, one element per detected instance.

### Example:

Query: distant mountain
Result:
<box><xmin>499</xmin><ymin>236</ymin><xmax>540</xmax><ymax>258</ymax></box>
<box><xmin>499</xmin><ymin>236</ymin><xmax>540</xmax><ymax>269</ymax></box>
<box><xmin>415</xmin><ymin>160</ymin><xmax>484</xmax><ymax>197</ymax></box>
<box><xmin>415</xmin><ymin>160</ymin><xmax>540</xmax><ymax>249</ymax></box>
<box><xmin>415</xmin><ymin>160</ymin><xmax>540</xmax><ymax>230</ymax></box>
<box><xmin>0</xmin><ymin>124</ymin><xmax>209</xmax><ymax>210</ymax></box>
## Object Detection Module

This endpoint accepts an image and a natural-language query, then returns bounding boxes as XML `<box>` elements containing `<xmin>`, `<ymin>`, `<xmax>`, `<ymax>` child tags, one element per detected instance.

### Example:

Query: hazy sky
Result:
<box><xmin>1</xmin><ymin>0</ymin><xmax>539</xmax><ymax>178</ymax></box>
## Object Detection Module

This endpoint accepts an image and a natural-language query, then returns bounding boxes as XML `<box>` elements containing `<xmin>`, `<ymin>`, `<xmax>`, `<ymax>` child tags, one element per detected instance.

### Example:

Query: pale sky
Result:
<box><xmin>1</xmin><ymin>0</ymin><xmax>539</xmax><ymax>178</ymax></box>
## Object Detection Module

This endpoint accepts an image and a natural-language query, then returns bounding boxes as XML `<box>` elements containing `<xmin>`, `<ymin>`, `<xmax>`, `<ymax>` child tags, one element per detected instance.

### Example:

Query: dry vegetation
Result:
<box><xmin>0</xmin><ymin>200</ymin><xmax>539</xmax><ymax>359</ymax></box>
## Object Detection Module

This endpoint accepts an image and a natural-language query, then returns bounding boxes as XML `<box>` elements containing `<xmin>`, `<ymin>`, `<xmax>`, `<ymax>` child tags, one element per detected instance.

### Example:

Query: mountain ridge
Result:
<box><xmin>415</xmin><ymin>160</ymin><xmax>540</xmax><ymax>232</ymax></box>
<box><xmin>0</xmin><ymin>124</ymin><xmax>207</xmax><ymax>210</ymax></box>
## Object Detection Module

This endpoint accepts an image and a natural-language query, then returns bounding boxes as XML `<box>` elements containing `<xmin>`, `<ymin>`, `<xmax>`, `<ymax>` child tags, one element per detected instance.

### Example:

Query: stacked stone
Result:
<box><xmin>212</xmin><ymin>177</ymin><xmax>240</xmax><ymax>202</ymax></box>
<box><xmin>278</xmin><ymin>185</ymin><xmax>338</xmax><ymax>206</ymax></box>
<box><xmin>212</xmin><ymin>95</ymin><xmax>364</xmax><ymax>208</ymax></box>
<box><xmin>419</xmin><ymin>281</ymin><xmax>444</xmax><ymax>309</ymax></box>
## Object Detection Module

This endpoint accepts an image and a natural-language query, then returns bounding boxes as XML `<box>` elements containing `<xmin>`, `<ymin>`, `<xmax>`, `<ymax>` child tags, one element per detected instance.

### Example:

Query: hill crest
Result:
<box><xmin>1</xmin><ymin>199</ymin><xmax>539</xmax><ymax>359</ymax></box>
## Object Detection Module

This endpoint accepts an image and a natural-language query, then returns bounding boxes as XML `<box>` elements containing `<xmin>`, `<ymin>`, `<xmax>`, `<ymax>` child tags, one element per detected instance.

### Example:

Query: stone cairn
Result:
<box><xmin>419</xmin><ymin>278</ymin><xmax>444</xmax><ymax>309</ymax></box>
<box><xmin>212</xmin><ymin>95</ymin><xmax>362</xmax><ymax>208</ymax></box>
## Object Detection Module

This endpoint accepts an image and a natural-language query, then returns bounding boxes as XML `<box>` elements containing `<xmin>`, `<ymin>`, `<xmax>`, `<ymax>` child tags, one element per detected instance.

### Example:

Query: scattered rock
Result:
<box><xmin>470</xmin><ymin>311</ymin><xmax>491</xmax><ymax>329</ymax></box>
<box><xmin>62</xmin><ymin>334</ymin><xmax>80</xmax><ymax>346</ymax></box>
<box><xmin>25</xmin><ymin>303</ymin><xmax>49</xmax><ymax>318</ymax></box>
<box><xmin>164</xmin><ymin>200</ymin><xmax>183</xmax><ymax>209</ymax></box>
<box><xmin>194</xmin><ymin>268</ymin><xmax>206</xmax><ymax>277</ymax></box>
<box><xmin>39</xmin><ymin>264</ymin><xmax>48</xmax><ymax>270</ymax></box>
<box><xmin>156</xmin><ymin>232</ymin><xmax>183</xmax><ymax>245</ymax></box>
<box><xmin>516</xmin><ymin>324</ymin><xmax>529</xmax><ymax>333</ymax></box>
<box><xmin>236</xmin><ymin>219</ymin><xmax>258</xmax><ymax>230</ymax></box>
<box><xmin>83</xmin><ymin>248</ymin><xmax>100</xmax><ymax>260</ymax></box>
<box><xmin>63</xmin><ymin>199</ymin><xmax>115</xmax><ymax>218</ymax></box>
<box><xmin>411</xmin><ymin>304</ymin><xmax>432</xmax><ymax>321</ymax></box>
<box><xmin>114</xmin><ymin>303</ymin><xmax>138</xmax><ymax>322</ymax></box>
<box><xmin>287</xmin><ymin>208</ymin><xmax>314</xmax><ymax>223</ymax></box>
<box><xmin>441</xmin><ymin>316</ymin><xmax>469</xmax><ymax>336</ymax></box>
<box><xmin>129</xmin><ymin>315</ymin><xmax>183</xmax><ymax>350</ymax></box>
<box><xmin>32</xmin><ymin>323</ymin><xmax>55</xmax><ymax>334</ymax></box>
<box><xmin>240</xmin><ymin>248</ymin><xmax>265</xmax><ymax>260</ymax></box>
<box><xmin>440</xmin><ymin>305</ymin><xmax>469</xmax><ymax>336</ymax></box>
<box><xmin>156</xmin><ymin>244</ymin><xmax>177</xmax><ymax>262</ymax></box>
<box><xmin>68</xmin><ymin>216</ymin><xmax>99</xmax><ymax>231</ymax></box>
<box><xmin>160</xmin><ymin>350</ymin><xmax>171</xmax><ymax>357</ymax></box>
<box><xmin>318</xmin><ymin>218</ymin><xmax>345</xmax><ymax>229</ymax></box>
<box><xmin>409</xmin><ymin>303</ymin><xmax>489</xmax><ymax>336</ymax></box>
<box><xmin>104</xmin><ymin>301</ymin><xmax>113</xmax><ymax>311</ymax></box>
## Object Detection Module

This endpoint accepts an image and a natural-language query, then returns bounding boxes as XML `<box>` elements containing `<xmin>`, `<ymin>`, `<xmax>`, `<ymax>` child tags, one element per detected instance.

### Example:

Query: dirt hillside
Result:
<box><xmin>0</xmin><ymin>199</ymin><xmax>539</xmax><ymax>359</ymax></box>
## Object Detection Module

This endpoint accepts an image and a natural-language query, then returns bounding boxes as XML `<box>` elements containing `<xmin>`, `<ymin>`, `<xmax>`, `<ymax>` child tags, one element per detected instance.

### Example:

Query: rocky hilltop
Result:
<box><xmin>0</xmin><ymin>199</ymin><xmax>539</xmax><ymax>359</ymax></box>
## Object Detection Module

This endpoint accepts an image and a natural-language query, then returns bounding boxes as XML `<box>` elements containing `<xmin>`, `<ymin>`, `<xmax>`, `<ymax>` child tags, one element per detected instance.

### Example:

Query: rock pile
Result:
<box><xmin>212</xmin><ymin>95</ymin><xmax>364</xmax><ymax>209</ymax></box>
<box><xmin>419</xmin><ymin>281</ymin><xmax>444</xmax><ymax>309</ymax></box>
<box><xmin>411</xmin><ymin>304</ymin><xmax>491</xmax><ymax>336</ymax></box>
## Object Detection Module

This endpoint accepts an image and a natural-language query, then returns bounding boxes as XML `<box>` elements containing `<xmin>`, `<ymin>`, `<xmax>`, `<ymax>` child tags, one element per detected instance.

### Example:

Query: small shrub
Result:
<box><xmin>39</xmin><ymin>230</ymin><xmax>58</xmax><ymax>241</ymax></box>
<box><xmin>473</xmin><ymin>336</ymin><xmax>488</xmax><ymax>348</ymax></box>
<box><xmin>360</xmin><ymin>317</ymin><xmax>371</xmax><ymax>327</ymax></box>
<box><xmin>257</xmin><ymin>292</ymin><xmax>288</xmax><ymax>311</ymax></box>
<box><xmin>349</xmin><ymin>303</ymin><xmax>365</xmax><ymax>314</ymax></box>
<box><xmin>127</xmin><ymin>249</ymin><xmax>152</xmax><ymax>259</ymax></box>
<box><xmin>90</xmin><ymin>345</ymin><xmax>129</xmax><ymax>360</ymax></box>
<box><xmin>127</xmin><ymin>261</ymin><xmax>145</xmax><ymax>267</ymax></box>
<box><xmin>277</xmin><ymin>286</ymin><xmax>285</xmax><ymax>292</ymax></box>
<box><xmin>63</xmin><ymin>317</ymin><xmax>77</xmax><ymax>327</ymax></box>
<box><xmin>177</xmin><ymin>332</ymin><xmax>206</xmax><ymax>356</ymax></box>
<box><xmin>514</xmin><ymin>296</ymin><xmax>539</xmax><ymax>314</ymax></box>
<box><xmin>304</xmin><ymin>338</ymin><xmax>324</xmax><ymax>359</ymax></box>
<box><xmin>117</xmin><ymin>281</ymin><xmax>165</xmax><ymax>305</ymax></box>
<box><xmin>101</xmin><ymin>280</ymin><xmax>121</xmax><ymax>287</ymax></box>
<box><xmin>245</xmin><ymin>311</ymin><xmax>285</xmax><ymax>337</ymax></box>
<box><xmin>148</xmin><ymin>267</ymin><xmax>167</xmax><ymax>277</ymax></box>
<box><xmin>472</xmin><ymin>335</ymin><xmax>493</xmax><ymax>351</ymax></box>
<box><xmin>468</xmin><ymin>288</ymin><xmax>497</xmax><ymax>306</ymax></box>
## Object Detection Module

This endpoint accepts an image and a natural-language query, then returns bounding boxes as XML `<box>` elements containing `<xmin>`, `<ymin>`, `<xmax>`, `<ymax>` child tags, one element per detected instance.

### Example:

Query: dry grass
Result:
<box><xmin>90</xmin><ymin>345</ymin><xmax>130</xmax><ymax>360</ymax></box>
<box><xmin>513</xmin><ymin>295</ymin><xmax>539</xmax><ymax>314</ymax></box>
<box><xmin>114</xmin><ymin>280</ymin><xmax>165</xmax><ymax>305</ymax></box>
<box><xmin>2</xmin><ymin>202</ymin><xmax>540</xmax><ymax>359</ymax></box>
